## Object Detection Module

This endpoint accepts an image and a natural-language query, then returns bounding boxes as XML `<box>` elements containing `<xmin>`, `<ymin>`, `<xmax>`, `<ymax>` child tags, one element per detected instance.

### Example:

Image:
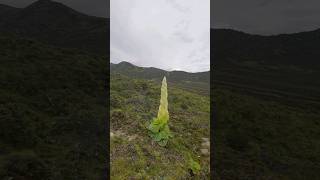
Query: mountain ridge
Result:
<box><xmin>111</xmin><ymin>61</ymin><xmax>210</xmax><ymax>74</ymax></box>
<box><xmin>213</xmin><ymin>27</ymin><xmax>320</xmax><ymax>37</ymax></box>
<box><xmin>212</xmin><ymin>28</ymin><xmax>320</xmax><ymax>69</ymax></box>
<box><xmin>111</xmin><ymin>61</ymin><xmax>210</xmax><ymax>95</ymax></box>
<box><xmin>0</xmin><ymin>0</ymin><xmax>109</xmax><ymax>55</ymax></box>
<box><xmin>111</xmin><ymin>61</ymin><xmax>210</xmax><ymax>83</ymax></box>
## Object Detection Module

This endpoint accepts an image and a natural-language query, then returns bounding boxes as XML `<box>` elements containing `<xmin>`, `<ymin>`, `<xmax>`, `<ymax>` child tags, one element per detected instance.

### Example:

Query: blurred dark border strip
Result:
<box><xmin>106</xmin><ymin>0</ymin><xmax>111</xmax><ymax>179</ymax></box>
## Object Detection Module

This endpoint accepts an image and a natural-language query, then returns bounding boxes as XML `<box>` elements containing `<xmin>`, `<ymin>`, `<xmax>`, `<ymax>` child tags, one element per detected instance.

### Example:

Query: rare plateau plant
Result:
<box><xmin>148</xmin><ymin>76</ymin><xmax>172</xmax><ymax>146</ymax></box>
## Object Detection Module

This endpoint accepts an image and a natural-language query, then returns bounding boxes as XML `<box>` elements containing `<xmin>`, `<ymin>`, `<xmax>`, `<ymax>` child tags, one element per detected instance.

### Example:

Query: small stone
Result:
<box><xmin>128</xmin><ymin>135</ymin><xmax>137</xmax><ymax>141</ymax></box>
<box><xmin>200</xmin><ymin>149</ymin><xmax>210</xmax><ymax>156</ymax></box>
<box><xmin>110</xmin><ymin>132</ymin><xmax>115</xmax><ymax>138</ymax></box>
<box><xmin>201</xmin><ymin>141</ymin><xmax>210</xmax><ymax>148</ymax></box>
<box><xmin>115</xmin><ymin>130</ymin><xmax>124</xmax><ymax>136</ymax></box>
<box><xmin>202</xmin><ymin>138</ymin><xmax>209</xmax><ymax>142</ymax></box>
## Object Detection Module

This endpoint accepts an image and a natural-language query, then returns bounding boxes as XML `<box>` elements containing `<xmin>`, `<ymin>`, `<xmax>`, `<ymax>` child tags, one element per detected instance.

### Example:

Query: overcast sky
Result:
<box><xmin>111</xmin><ymin>0</ymin><xmax>210</xmax><ymax>72</ymax></box>
<box><xmin>212</xmin><ymin>0</ymin><xmax>320</xmax><ymax>35</ymax></box>
<box><xmin>0</xmin><ymin>0</ymin><xmax>109</xmax><ymax>17</ymax></box>
<box><xmin>3</xmin><ymin>0</ymin><xmax>320</xmax><ymax>35</ymax></box>
<box><xmin>3</xmin><ymin>0</ymin><xmax>319</xmax><ymax>70</ymax></box>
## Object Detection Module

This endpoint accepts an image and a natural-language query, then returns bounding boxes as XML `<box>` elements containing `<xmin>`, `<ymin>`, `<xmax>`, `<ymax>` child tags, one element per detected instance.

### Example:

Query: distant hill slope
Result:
<box><xmin>111</xmin><ymin>61</ymin><xmax>210</xmax><ymax>95</ymax></box>
<box><xmin>111</xmin><ymin>62</ymin><xmax>210</xmax><ymax>83</ymax></box>
<box><xmin>0</xmin><ymin>0</ymin><xmax>109</xmax><ymax>55</ymax></box>
<box><xmin>212</xmin><ymin>28</ymin><xmax>320</xmax><ymax>179</ymax></box>
<box><xmin>212</xmin><ymin>28</ymin><xmax>320</xmax><ymax>106</ymax></box>
<box><xmin>0</xmin><ymin>4</ymin><xmax>19</xmax><ymax>18</ymax></box>
<box><xmin>212</xmin><ymin>28</ymin><xmax>320</xmax><ymax>69</ymax></box>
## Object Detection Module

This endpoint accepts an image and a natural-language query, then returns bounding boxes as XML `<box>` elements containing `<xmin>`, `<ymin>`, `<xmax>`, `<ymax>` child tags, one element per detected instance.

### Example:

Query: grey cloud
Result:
<box><xmin>212</xmin><ymin>0</ymin><xmax>320</xmax><ymax>35</ymax></box>
<box><xmin>258</xmin><ymin>0</ymin><xmax>274</xmax><ymax>7</ymax></box>
<box><xmin>165</xmin><ymin>0</ymin><xmax>190</xmax><ymax>13</ymax></box>
<box><xmin>283</xmin><ymin>8</ymin><xmax>320</xmax><ymax>19</ymax></box>
<box><xmin>111</xmin><ymin>0</ymin><xmax>210</xmax><ymax>72</ymax></box>
<box><xmin>173</xmin><ymin>32</ymin><xmax>194</xmax><ymax>43</ymax></box>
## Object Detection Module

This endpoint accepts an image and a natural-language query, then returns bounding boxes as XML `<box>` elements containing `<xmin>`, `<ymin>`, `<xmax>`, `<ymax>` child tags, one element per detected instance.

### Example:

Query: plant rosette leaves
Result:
<box><xmin>188</xmin><ymin>154</ymin><xmax>201</xmax><ymax>175</ymax></box>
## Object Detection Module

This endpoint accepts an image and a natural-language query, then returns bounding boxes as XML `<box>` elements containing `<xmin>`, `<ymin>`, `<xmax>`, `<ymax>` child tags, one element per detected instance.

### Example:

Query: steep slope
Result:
<box><xmin>212</xmin><ymin>29</ymin><xmax>320</xmax><ymax>179</ymax></box>
<box><xmin>213</xmin><ymin>88</ymin><xmax>320</xmax><ymax>180</ymax></box>
<box><xmin>0</xmin><ymin>0</ymin><xmax>109</xmax><ymax>55</ymax></box>
<box><xmin>212</xmin><ymin>28</ymin><xmax>320</xmax><ymax>106</ymax></box>
<box><xmin>0</xmin><ymin>33</ymin><xmax>108</xmax><ymax>179</ymax></box>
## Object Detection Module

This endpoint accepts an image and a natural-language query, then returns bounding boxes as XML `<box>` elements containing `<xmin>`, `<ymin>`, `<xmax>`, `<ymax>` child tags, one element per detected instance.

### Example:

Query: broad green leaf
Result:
<box><xmin>188</xmin><ymin>154</ymin><xmax>201</xmax><ymax>174</ymax></box>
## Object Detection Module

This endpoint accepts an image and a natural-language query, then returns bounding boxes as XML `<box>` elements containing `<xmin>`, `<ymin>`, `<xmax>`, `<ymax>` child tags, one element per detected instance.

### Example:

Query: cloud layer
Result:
<box><xmin>212</xmin><ymin>0</ymin><xmax>320</xmax><ymax>35</ymax></box>
<box><xmin>111</xmin><ymin>0</ymin><xmax>210</xmax><ymax>72</ymax></box>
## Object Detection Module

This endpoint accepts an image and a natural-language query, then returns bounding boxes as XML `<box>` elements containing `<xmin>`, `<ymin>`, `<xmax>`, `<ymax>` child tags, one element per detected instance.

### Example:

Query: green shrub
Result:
<box><xmin>110</xmin><ymin>92</ymin><xmax>123</xmax><ymax>109</ymax></box>
<box><xmin>1</xmin><ymin>151</ymin><xmax>51</xmax><ymax>179</ymax></box>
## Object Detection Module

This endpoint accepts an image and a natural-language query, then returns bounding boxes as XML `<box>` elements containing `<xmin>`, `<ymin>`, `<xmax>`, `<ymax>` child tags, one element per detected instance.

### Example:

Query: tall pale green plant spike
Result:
<box><xmin>157</xmin><ymin>76</ymin><xmax>168</xmax><ymax>123</ymax></box>
<box><xmin>148</xmin><ymin>76</ymin><xmax>172</xmax><ymax>146</ymax></box>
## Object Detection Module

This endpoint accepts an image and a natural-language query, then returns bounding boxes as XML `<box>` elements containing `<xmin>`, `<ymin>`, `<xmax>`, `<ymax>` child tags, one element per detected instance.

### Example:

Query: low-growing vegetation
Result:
<box><xmin>213</xmin><ymin>87</ymin><xmax>320</xmax><ymax>180</ymax></box>
<box><xmin>110</xmin><ymin>73</ymin><xmax>210</xmax><ymax>179</ymax></box>
<box><xmin>0</xmin><ymin>34</ymin><xmax>108</xmax><ymax>179</ymax></box>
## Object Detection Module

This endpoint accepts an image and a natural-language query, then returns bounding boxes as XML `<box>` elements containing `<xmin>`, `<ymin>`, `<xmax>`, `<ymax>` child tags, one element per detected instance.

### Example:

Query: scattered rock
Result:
<box><xmin>201</xmin><ymin>141</ymin><xmax>210</xmax><ymax>148</ymax></box>
<box><xmin>200</xmin><ymin>137</ymin><xmax>210</xmax><ymax>156</ymax></box>
<box><xmin>115</xmin><ymin>130</ymin><xmax>124</xmax><ymax>136</ymax></box>
<box><xmin>200</xmin><ymin>149</ymin><xmax>209</xmax><ymax>156</ymax></box>
<box><xmin>128</xmin><ymin>135</ymin><xmax>137</xmax><ymax>141</ymax></box>
<box><xmin>201</xmin><ymin>138</ymin><xmax>209</xmax><ymax>142</ymax></box>
<box><xmin>111</xmin><ymin>130</ymin><xmax>138</xmax><ymax>142</ymax></box>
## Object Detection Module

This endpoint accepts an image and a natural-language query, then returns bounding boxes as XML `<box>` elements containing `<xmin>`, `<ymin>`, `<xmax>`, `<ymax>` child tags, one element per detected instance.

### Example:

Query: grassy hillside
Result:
<box><xmin>212</xmin><ymin>28</ymin><xmax>320</xmax><ymax>69</ymax></box>
<box><xmin>111</xmin><ymin>62</ymin><xmax>210</xmax><ymax>96</ymax></box>
<box><xmin>212</xmin><ymin>29</ymin><xmax>320</xmax><ymax>179</ymax></box>
<box><xmin>110</xmin><ymin>73</ymin><xmax>210</xmax><ymax>179</ymax></box>
<box><xmin>0</xmin><ymin>34</ymin><xmax>108</xmax><ymax>179</ymax></box>
<box><xmin>213</xmin><ymin>62</ymin><xmax>320</xmax><ymax>109</ymax></box>
<box><xmin>213</xmin><ymin>87</ymin><xmax>320</xmax><ymax>180</ymax></box>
